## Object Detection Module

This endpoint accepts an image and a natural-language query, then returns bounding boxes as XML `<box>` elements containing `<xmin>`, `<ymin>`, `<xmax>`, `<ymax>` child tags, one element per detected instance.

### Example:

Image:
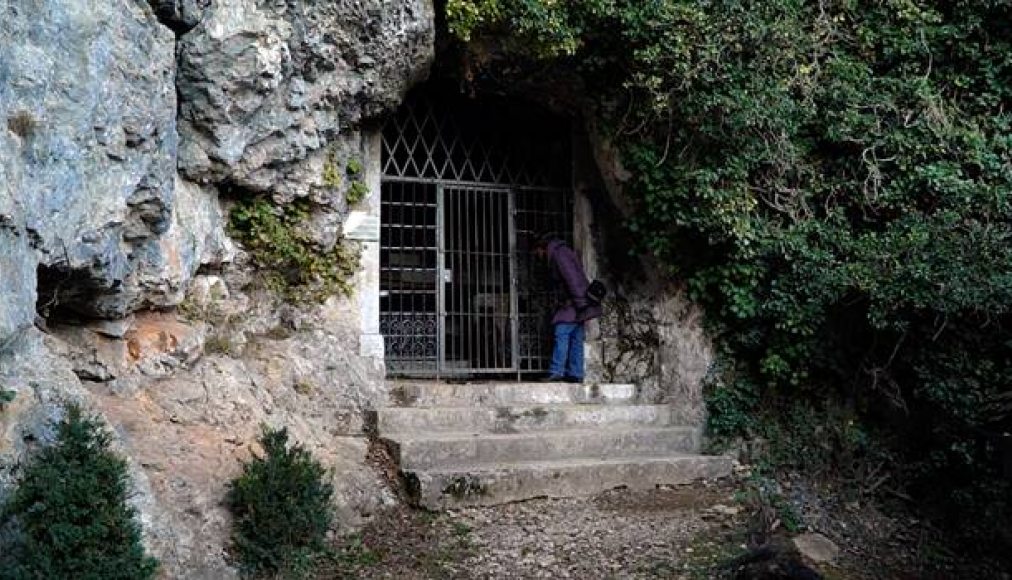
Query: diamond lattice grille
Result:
<box><xmin>382</xmin><ymin>93</ymin><xmax>569</xmax><ymax>188</ymax></box>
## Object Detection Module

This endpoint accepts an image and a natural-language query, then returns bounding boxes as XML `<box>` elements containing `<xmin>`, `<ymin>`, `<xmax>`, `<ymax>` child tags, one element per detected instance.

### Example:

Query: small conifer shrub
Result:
<box><xmin>0</xmin><ymin>404</ymin><xmax>158</xmax><ymax>580</ymax></box>
<box><xmin>227</xmin><ymin>426</ymin><xmax>334</xmax><ymax>577</ymax></box>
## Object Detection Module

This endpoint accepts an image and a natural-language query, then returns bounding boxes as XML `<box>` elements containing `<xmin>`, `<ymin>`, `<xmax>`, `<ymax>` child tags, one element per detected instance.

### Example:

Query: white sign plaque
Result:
<box><xmin>343</xmin><ymin>211</ymin><xmax>380</xmax><ymax>241</ymax></box>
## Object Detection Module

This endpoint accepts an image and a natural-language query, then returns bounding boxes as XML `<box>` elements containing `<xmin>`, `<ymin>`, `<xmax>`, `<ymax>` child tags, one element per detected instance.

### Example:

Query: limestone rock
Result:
<box><xmin>0</xmin><ymin>331</ymin><xmax>93</xmax><ymax>502</ymax></box>
<box><xmin>89</xmin><ymin>330</ymin><xmax>394</xmax><ymax>577</ymax></box>
<box><xmin>0</xmin><ymin>219</ymin><xmax>35</xmax><ymax>346</ymax></box>
<box><xmin>136</xmin><ymin>177</ymin><xmax>235</xmax><ymax>310</ymax></box>
<box><xmin>793</xmin><ymin>532</ymin><xmax>840</xmax><ymax>564</ymax></box>
<box><xmin>148</xmin><ymin>0</ymin><xmax>210</xmax><ymax>33</ymax></box>
<box><xmin>596</xmin><ymin>283</ymin><xmax>711</xmax><ymax>424</ymax></box>
<box><xmin>175</xmin><ymin>0</ymin><xmax>435</xmax><ymax>195</ymax></box>
<box><xmin>0</xmin><ymin>0</ymin><xmax>182</xmax><ymax>319</ymax></box>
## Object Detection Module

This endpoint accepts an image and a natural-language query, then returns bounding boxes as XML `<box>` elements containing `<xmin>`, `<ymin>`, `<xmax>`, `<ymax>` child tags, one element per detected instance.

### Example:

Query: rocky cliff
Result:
<box><xmin>0</xmin><ymin>1</ymin><xmax>434</xmax><ymax>576</ymax></box>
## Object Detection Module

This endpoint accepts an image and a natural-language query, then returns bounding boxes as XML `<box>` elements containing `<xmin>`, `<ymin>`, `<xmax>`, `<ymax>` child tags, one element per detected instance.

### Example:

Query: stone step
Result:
<box><xmin>379</xmin><ymin>404</ymin><xmax>675</xmax><ymax>435</ymax></box>
<box><xmin>384</xmin><ymin>426</ymin><xmax>698</xmax><ymax>471</ymax></box>
<box><xmin>405</xmin><ymin>454</ymin><xmax>734</xmax><ymax>509</ymax></box>
<box><xmin>387</xmin><ymin>381</ymin><xmax>638</xmax><ymax>408</ymax></box>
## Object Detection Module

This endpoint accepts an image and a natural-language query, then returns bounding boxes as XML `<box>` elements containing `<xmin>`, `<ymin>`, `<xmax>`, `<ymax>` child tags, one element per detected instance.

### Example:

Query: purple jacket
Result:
<box><xmin>547</xmin><ymin>240</ymin><xmax>603</xmax><ymax>325</ymax></box>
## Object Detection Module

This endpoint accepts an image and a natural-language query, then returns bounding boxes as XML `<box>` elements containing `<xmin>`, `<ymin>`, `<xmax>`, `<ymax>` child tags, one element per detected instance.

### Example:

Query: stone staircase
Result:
<box><xmin>379</xmin><ymin>381</ymin><xmax>733</xmax><ymax>509</ymax></box>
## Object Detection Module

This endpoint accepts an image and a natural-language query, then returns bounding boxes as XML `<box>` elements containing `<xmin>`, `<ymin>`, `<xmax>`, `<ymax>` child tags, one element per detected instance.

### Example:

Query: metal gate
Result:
<box><xmin>380</xmin><ymin>90</ymin><xmax>572</xmax><ymax>377</ymax></box>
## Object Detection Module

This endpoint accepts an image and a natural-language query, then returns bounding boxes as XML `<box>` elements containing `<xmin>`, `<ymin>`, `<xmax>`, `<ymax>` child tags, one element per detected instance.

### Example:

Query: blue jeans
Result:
<box><xmin>549</xmin><ymin>322</ymin><xmax>585</xmax><ymax>379</ymax></box>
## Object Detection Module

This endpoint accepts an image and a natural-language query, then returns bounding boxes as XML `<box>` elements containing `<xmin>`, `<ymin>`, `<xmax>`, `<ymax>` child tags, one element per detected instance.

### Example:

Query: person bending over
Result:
<box><xmin>533</xmin><ymin>235</ymin><xmax>602</xmax><ymax>383</ymax></box>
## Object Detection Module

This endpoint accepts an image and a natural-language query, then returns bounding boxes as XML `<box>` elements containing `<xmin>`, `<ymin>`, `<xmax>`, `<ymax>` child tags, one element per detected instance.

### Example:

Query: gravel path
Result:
<box><xmin>322</xmin><ymin>482</ymin><xmax>746</xmax><ymax>579</ymax></box>
<box><xmin>319</xmin><ymin>476</ymin><xmax>1009</xmax><ymax>580</ymax></box>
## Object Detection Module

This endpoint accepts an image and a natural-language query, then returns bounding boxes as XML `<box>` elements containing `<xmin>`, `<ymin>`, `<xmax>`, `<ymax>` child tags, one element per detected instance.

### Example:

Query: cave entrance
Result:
<box><xmin>380</xmin><ymin>88</ymin><xmax>572</xmax><ymax>378</ymax></box>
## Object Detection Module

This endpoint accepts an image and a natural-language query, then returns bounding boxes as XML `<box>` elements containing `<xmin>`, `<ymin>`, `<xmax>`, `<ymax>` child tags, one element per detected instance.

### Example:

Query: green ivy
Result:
<box><xmin>345</xmin><ymin>158</ymin><xmax>363</xmax><ymax>176</ymax></box>
<box><xmin>228</xmin><ymin>197</ymin><xmax>359</xmax><ymax>303</ymax></box>
<box><xmin>446</xmin><ymin>0</ymin><xmax>1012</xmax><ymax>558</ymax></box>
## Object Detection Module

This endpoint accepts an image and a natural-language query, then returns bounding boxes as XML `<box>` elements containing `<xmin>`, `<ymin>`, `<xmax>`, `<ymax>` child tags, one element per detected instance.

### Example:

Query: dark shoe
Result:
<box><xmin>564</xmin><ymin>376</ymin><xmax>584</xmax><ymax>384</ymax></box>
<box><xmin>539</xmin><ymin>374</ymin><xmax>565</xmax><ymax>383</ymax></box>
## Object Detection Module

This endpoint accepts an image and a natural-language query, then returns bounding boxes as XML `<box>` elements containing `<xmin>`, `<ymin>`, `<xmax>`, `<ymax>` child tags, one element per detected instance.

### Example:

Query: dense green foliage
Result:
<box><xmin>446</xmin><ymin>0</ymin><xmax>1012</xmax><ymax>556</ymax></box>
<box><xmin>229</xmin><ymin>197</ymin><xmax>359</xmax><ymax>303</ymax></box>
<box><xmin>0</xmin><ymin>405</ymin><xmax>158</xmax><ymax>580</ymax></box>
<box><xmin>227</xmin><ymin>426</ymin><xmax>334</xmax><ymax>578</ymax></box>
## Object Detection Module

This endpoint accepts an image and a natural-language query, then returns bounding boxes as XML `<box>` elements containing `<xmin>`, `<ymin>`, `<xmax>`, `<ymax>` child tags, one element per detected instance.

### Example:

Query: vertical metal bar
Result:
<box><xmin>488</xmin><ymin>188</ymin><xmax>496</xmax><ymax>370</ymax></box>
<box><xmin>464</xmin><ymin>187</ymin><xmax>472</xmax><ymax>374</ymax></box>
<box><xmin>380</xmin><ymin>182</ymin><xmax>388</xmax><ymax>371</ymax></box>
<box><xmin>449</xmin><ymin>186</ymin><xmax>456</xmax><ymax>374</ymax></box>
<box><xmin>500</xmin><ymin>189</ymin><xmax>509</xmax><ymax>370</ymax></box>
<box><xmin>509</xmin><ymin>188</ymin><xmax>520</xmax><ymax>377</ymax></box>
<box><xmin>436</xmin><ymin>183</ymin><xmax>445</xmax><ymax>379</ymax></box>
<box><xmin>494</xmin><ymin>188</ymin><xmax>503</xmax><ymax>370</ymax></box>
<box><xmin>425</xmin><ymin>182</ymin><xmax>434</xmax><ymax>372</ymax></box>
<box><xmin>493</xmin><ymin>189</ymin><xmax>501</xmax><ymax>370</ymax></box>
<box><xmin>455</xmin><ymin>187</ymin><xmax>463</xmax><ymax>374</ymax></box>
<box><xmin>447</xmin><ymin>188</ymin><xmax>454</xmax><ymax>373</ymax></box>
<box><xmin>476</xmin><ymin>188</ymin><xmax>483</xmax><ymax>371</ymax></box>
<box><xmin>501</xmin><ymin>189</ymin><xmax>509</xmax><ymax>370</ymax></box>
<box><xmin>482</xmin><ymin>188</ymin><xmax>490</xmax><ymax>370</ymax></box>
<box><xmin>398</xmin><ymin>184</ymin><xmax>406</xmax><ymax>370</ymax></box>
<box><xmin>474</xmin><ymin>187</ymin><xmax>481</xmax><ymax>372</ymax></box>
<box><xmin>408</xmin><ymin>182</ymin><xmax>416</xmax><ymax>372</ymax></box>
<box><xmin>453</xmin><ymin>187</ymin><xmax>461</xmax><ymax>372</ymax></box>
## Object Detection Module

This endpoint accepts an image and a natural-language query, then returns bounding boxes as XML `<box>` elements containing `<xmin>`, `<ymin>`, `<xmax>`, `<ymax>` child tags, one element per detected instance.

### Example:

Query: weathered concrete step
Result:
<box><xmin>385</xmin><ymin>427</ymin><xmax>697</xmax><ymax>471</ymax></box>
<box><xmin>379</xmin><ymin>404</ymin><xmax>675</xmax><ymax>435</ymax></box>
<box><xmin>406</xmin><ymin>454</ymin><xmax>734</xmax><ymax>509</ymax></box>
<box><xmin>387</xmin><ymin>381</ymin><xmax>637</xmax><ymax>408</ymax></box>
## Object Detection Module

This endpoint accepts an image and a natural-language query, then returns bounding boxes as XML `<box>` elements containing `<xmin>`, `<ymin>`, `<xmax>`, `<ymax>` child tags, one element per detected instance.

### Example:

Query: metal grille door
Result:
<box><xmin>441</xmin><ymin>186</ymin><xmax>516</xmax><ymax>374</ymax></box>
<box><xmin>381</xmin><ymin>88</ymin><xmax>572</xmax><ymax>377</ymax></box>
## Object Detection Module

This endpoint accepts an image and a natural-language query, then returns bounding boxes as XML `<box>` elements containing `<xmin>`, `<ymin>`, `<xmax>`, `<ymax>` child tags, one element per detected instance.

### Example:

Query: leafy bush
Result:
<box><xmin>228</xmin><ymin>197</ymin><xmax>359</xmax><ymax>303</ymax></box>
<box><xmin>0</xmin><ymin>405</ymin><xmax>158</xmax><ymax>580</ymax></box>
<box><xmin>445</xmin><ymin>0</ymin><xmax>1012</xmax><ymax>561</ymax></box>
<box><xmin>227</xmin><ymin>426</ymin><xmax>334</xmax><ymax>578</ymax></box>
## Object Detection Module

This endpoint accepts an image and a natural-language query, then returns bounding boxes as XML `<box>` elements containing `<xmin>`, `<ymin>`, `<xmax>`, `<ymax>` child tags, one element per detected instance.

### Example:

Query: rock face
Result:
<box><xmin>1</xmin><ymin>0</ymin><xmax>180</xmax><ymax>319</ymax></box>
<box><xmin>1</xmin><ymin>0</ymin><xmax>435</xmax><ymax>577</ymax></box>
<box><xmin>148</xmin><ymin>0</ymin><xmax>210</xmax><ymax>33</ymax></box>
<box><xmin>576</xmin><ymin>133</ymin><xmax>712</xmax><ymax>425</ymax></box>
<box><xmin>176</xmin><ymin>0</ymin><xmax>434</xmax><ymax>197</ymax></box>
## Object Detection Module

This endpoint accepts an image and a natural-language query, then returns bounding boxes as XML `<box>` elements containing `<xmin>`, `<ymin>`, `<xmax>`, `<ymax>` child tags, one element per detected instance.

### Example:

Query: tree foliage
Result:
<box><xmin>0</xmin><ymin>405</ymin><xmax>159</xmax><ymax>580</ymax></box>
<box><xmin>446</xmin><ymin>0</ymin><xmax>1012</xmax><ymax>553</ymax></box>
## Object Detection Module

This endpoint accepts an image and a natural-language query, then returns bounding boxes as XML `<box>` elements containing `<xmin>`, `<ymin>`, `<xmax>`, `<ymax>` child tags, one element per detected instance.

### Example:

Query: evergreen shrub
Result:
<box><xmin>0</xmin><ymin>404</ymin><xmax>158</xmax><ymax>580</ymax></box>
<box><xmin>227</xmin><ymin>426</ymin><xmax>334</xmax><ymax>578</ymax></box>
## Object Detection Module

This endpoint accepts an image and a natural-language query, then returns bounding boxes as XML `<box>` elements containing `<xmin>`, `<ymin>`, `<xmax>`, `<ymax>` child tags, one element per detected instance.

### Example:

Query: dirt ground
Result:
<box><xmin>315</xmin><ymin>476</ymin><xmax>1008</xmax><ymax>580</ymax></box>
